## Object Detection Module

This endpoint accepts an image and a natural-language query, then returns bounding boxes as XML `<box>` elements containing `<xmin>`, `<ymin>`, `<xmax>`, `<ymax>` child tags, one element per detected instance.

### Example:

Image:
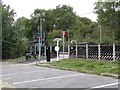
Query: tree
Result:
<box><xmin>46</xmin><ymin>30</ymin><xmax>61</xmax><ymax>46</ymax></box>
<box><xmin>52</xmin><ymin>5</ymin><xmax>77</xmax><ymax>31</ymax></box>
<box><xmin>26</xmin><ymin>5</ymin><xmax>77</xmax><ymax>44</ymax></box>
<box><xmin>94</xmin><ymin>1</ymin><xmax>120</xmax><ymax>43</ymax></box>
<box><xmin>2</xmin><ymin>4</ymin><xmax>16</xmax><ymax>58</ymax></box>
<box><xmin>71</xmin><ymin>16</ymin><xmax>98</xmax><ymax>43</ymax></box>
<box><xmin>14</xmin><ymin>17</ymin><xmax>29</xmax><ymax>36</ymax></box>
<box><xmin>14</xmin><ymin>17</ymin><xmax>29</xmax><ymax>56</ymax></box>
<box><xmin>2</xmin><ymin>4</ymin><xmax>28</xmax><ymax>59</ymax></box>
<box><xmin>27</xmin><ymin>9</ymin><xmax>47</xmax><ymax>40</ymax></box>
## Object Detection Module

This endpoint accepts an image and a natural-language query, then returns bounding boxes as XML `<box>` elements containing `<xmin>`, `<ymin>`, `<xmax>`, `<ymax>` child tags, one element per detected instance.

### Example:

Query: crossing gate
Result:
<box><xmin>70</xmin><ymin>44</ymin><xmax>120</xmax><ymax>60</ymax></box>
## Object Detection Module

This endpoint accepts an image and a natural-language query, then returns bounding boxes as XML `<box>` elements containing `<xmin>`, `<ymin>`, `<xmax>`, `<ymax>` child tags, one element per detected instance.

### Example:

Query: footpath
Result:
<box><xmin>17</xmin><ymin>54</ymin><xmax>69</xmax><ymax>65</ymax></box>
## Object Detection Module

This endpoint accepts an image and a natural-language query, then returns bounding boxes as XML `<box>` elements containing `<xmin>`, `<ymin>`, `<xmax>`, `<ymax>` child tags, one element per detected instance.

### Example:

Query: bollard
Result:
<box><xmin>46</xmin><ymin>46</ymin><xmax>51</xmax><ymax>62</ymax></box>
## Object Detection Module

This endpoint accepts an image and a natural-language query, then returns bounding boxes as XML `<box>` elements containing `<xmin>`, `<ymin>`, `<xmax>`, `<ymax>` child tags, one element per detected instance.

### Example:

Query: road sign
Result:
<box><xmin>35</xmin><ymin>43</ymin><xmax>42</xmax><ymax>47</ymax></box>
<box><xmin>36</xmin><ymin>32</ymin><xmax>41</xmax><ymax>35</ymax></box>
<box><xmin>54</xmin><ymin>46</ymin><xmax>59</xmax><ymax>51</ymax></box>
<box><xmin>62</xmin><ymin>31</ymin><xmax>66</xmax><ymax>36</ymax></box>
<box><xmin>53</xmin><ymin>38</ymin><xmax>62</xmax><ymax>41</ymax></box>
<box><xmin>37</xmin><ymin>36</ymin><xmax>41</xmax><ymax>39</ymax></box>
<box><xmin>36</xmin><ymin>32</ymin><xmax>41</xmax><ymax>37</ymax></box>
<box><xmin>53</xmin><ymin>38</ymin><xmax>61</xmax><ymax>61</ymax></box>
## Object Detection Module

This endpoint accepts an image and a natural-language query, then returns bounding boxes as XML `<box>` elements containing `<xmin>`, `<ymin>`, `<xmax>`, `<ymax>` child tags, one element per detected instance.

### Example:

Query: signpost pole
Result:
<box><xmin>57</xmin><ymin>41</ymin><xmax>59</xmax><ymax>61</ymax></box>
<box><xmin>68</xmin><ymin>31</ymin><xmax>70</xmax><ymax>58</ymax></box>
<box><xmin>63</xmin><ymin>34</ymin><xmax>64</xmax><ymax>58</ymax></box>
<box><xmin>62</xmin><ymin>31</ymin><xmax>66</xmax><ymax>59</ymax></box>
<box><xmin>38</xmin><ymin>37</ymin><xmax>41</xmax><ymax>63</ymax></box>
<box><xmin>53</xmin><ymin>38</ymin><xmax>61</xmax><ymax>61</ymax></box>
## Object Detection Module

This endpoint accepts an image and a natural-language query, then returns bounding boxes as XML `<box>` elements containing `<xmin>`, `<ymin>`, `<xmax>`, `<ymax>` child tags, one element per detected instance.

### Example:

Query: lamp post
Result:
<box><xmin>38</xmin><ymin>34</ymin><xmax>41</xmax><ymax>63</ymax></box>
<box><xmin>38</xmin><ymin>17</ymin><xmax>45</xmax><ymax>63</ymax></box>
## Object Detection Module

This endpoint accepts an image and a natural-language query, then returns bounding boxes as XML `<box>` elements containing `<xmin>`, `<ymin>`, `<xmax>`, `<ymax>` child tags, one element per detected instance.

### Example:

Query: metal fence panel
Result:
<box><xmin>70</xmin><ymin>44</ymin><xmax>120</xmax><ymax>60</ymax></box>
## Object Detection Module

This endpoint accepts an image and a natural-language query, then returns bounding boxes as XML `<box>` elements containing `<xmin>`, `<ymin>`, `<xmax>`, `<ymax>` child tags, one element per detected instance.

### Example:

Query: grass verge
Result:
<box><xmin>38</xmin><ymin>58</ymin><xmax>120</xmax><ymax>78</ymax></box>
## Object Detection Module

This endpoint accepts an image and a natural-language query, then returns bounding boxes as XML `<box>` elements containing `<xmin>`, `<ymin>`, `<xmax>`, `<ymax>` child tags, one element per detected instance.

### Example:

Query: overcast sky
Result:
<box><xmin>3</xmin><ymin>0</ymin><xmax>98</xmax><ymax>22</ymax></box>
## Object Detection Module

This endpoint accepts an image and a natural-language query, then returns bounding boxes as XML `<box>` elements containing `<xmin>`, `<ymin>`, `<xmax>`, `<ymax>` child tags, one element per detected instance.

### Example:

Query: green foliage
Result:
<box><xmin>25</xmin><ymin>5</ymin><xmax>77</xmax><ymax>41</ymax></box>
<box><xmin>2</xmin><ymin>4</ymin><xmax>28</xmax><ymax>59</ymax></box>
<box><xmin>2</xmin><ymin>2</ymin><xmax>120</xmax><ymax>59</ymax></box>
<box><xmin>71</xmin><ymin>17</ymin><xmax>98</xmax><ymax>43</ymax></box>
<box><xmin>94</xmin><ymin>1</ymin><xmax>120</xmax><ymax>42</ymax></box>
<box><xmin>53</xmin><ymin>5</ymin><xmax>77</xmax><ymax>31</ymax></box>
<box><xmin>23</xmin><ymin>4</ymin><xmax>119</xmax><ymax>45</ymax></box>
<box><xmin>46</xmin><ymin>30</ymin><xmax>61</xmax><ymax>46</ymax></box>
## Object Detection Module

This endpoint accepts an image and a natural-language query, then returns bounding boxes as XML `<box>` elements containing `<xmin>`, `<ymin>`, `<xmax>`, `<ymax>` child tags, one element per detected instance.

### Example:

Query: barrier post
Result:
<box><xmin>98</xmin><ymin>44</ymin><xmax>101</xmax><ymax>60</ymax></box>
<box><xmin>86</xmin><ymin>44</ymin><xmax>88</xmax><ymax>59</ymax></box>
<box><xmin>113</xmin><ymin>43</ymin><xmax>115</xmax><ymax>61</ymax></box>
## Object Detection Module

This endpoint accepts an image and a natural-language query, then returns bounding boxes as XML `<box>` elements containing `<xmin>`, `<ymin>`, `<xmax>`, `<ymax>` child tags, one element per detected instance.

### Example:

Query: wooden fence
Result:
<box><xmin>70</xmin><ymin>43</ymin><xmax>120</xmax><ymax>60</ymax></box>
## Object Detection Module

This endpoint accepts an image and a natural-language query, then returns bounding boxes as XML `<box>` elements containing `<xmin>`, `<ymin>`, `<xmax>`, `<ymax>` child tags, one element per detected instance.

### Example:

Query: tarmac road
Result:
<box><xmin>0</xmin><ymin>61</ymin><xmax>119</xmax><ymax>89</ymax></box>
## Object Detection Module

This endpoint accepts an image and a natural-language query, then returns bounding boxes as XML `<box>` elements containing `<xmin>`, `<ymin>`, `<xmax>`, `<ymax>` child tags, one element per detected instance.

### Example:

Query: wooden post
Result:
<box><xmin>113</xmin><ymin>43</ymin><xmax>115</xmax><ymax>61</ymax></box>
<box><xmin>86</xmin><ymin>44</ymin><xmax>88</xmax><ymax>59</ymax></box>
<box><xmin>98</xmin><ymin>44</ymin><xmax>101</xmax><ymax>60</ymax></box>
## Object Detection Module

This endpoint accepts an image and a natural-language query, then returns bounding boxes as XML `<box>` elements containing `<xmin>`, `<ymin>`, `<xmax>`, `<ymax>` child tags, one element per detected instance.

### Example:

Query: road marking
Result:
<box><xmin>2</xmin><ymin>64</ymin><xmax>30</xmax><ymax>67</ymax></box>
<box><xmin>3</xmin><ymin>77</ymin><xmax>11</xmax><ymax>80</ymax></box>
<box><xmin>91</xmin><ymin>82</ymin><xmax>120</xmax><ymax>88</ymax></box>
<box><xmin>13</xmin><ymin>73</ymin><xmax>85</xmax><ymax>85</ymax></box>
<box><xmin>0</xmin><ymin>70</ymin><xmax>45</xmax><ymax>77</ymax></box>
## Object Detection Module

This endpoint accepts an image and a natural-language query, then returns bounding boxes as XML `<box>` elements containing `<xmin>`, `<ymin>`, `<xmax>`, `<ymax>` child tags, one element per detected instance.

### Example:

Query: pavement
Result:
<box><xmin>0</xmin><ymin>55</ymin><xmax>120</xmax><ymax>89</ymax></box>
<box><xmin>18</xmin><ymin>54</ymin><xmax>69</xmax><ymax>65</ymax></box>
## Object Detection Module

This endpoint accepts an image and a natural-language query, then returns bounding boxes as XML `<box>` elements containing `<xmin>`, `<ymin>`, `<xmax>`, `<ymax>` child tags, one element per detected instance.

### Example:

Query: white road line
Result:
<box><xmin>13</xmin><ymin>74</ymin><xmax>85</xmax><ymax>85</ymax></box>
<box><xmin>0</xmin><ymin>70</ymin><xmax>45</xmax><ymax>77</ymax></box>
<box><xmin>91</xmin><ymin>82</ymin><xmax>120</xmax><ymax>88</ymax></box>
<box><xmin>2</xmin><ymin>64</ymin><xmax>30</xmax><ymax>67</ymax></box>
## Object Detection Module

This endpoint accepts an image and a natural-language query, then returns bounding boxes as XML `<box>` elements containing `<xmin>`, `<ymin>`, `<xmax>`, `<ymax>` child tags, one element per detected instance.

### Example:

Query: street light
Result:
<box><xmin>40</xmin><ymin>19</ymin><xmax>45</xmax><ymax>46</ymax></box>
<box><xmin>38</xmin><ymin>15</ymin><xmax>45</xmax><ymax>63</ymax></box>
